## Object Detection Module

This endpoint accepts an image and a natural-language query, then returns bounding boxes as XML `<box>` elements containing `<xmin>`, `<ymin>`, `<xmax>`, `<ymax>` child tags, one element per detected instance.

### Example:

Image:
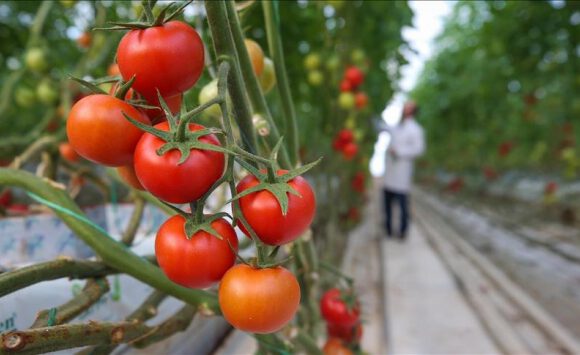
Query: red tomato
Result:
<box><xmin>77</xmin><ymin>32</ymin><xmax>91</xmax><ymax>48</ymax></box>
<box><xmin>323</xmin><ymin>338</ymin><xmax>353</xmax><ymax>355</ymax></box>
<box><xmin>447</xmin><ymin>177</ymin><xmax>464</xmax><ymax>193</ymax></box>
<box><xmin>333</xmin><ymin>129</ymin><xmax>354</xmax><ymax>151</ymax></box>
<box><xmin>320</xmin><ymin>288</ymin><xmax>360</xmax><ymax>327</ymax></box>
<box><xmin>354</xmin><ymin>92</ymin><xmax>368</xmax><ymax>109</ymax></box>
<box><xmin>327</xmin><ymin>322</ymin><xmax>363</xmax><ymax>343</ymax></box>
<box><xmin>482</xmin><ymin>166</ymin><xmax>498</xmax><ymax>181</ymax></box>
<box><xmin>344</xmin><ymin>66</ymin><xmax>364</xmax><ymax>88</ymax></box>
<box><xmin>351</xmin><ymin>172</ymin><xmax>365</xmax><ymax>193</ymax></box>
<box><xmin>498</xmin><ymin>141</ymin><xmax>513</xmax><ymax>157</ymax></box>
<box><xmin>236</xmin><ymin>170</ymin><xmax>316</xmax><ymax>246</ymax></box>
<box><xmin>59</xmin><ymin>143</ymin><xmax>81</xmax><ymax>163</ymax></box>
<box><xmin>117</xmin><ymin>165</ymin><xmax>144</xmax><ymax>190</ymax></box>
<box><xmin>66</xmin><ymin>95</ymin><xmax>150</xmax><ymax>167</ymax></box>
<box><xmin>219</xmin><ymin>264</ymin><xmax>300</xmax><ymax>333</ymax></box>
<box><xmin>117</xmin><ymin>21</ymin><xmax>204</xmax><ymax>99</ymax></box>
<box><xmin>134</xmin><ymin>121</ymin><xmax>225</xmax><ymax>204</ymax></box>
<box><xmin>340</xmin><ymin>79</ymin><xmax>353</xmax><ymax>92</ymax></box>
<box><xmin>155</xmin><ymin>215</ymin><xmax>238</xmax><ymax>289</ymax></box>
<box><xmin>0</xmin><ymin>189</ymin><xmax>12</xmax><ymax>207</ymax></box>
<box><xmin>342</xmin><ymin>143</ymin><xmax>358</xmax><ymax>160</ymax></box>
<box><xmin>7</xmin><ymin>203</ymin><xmax>29</xmax><ymax>215</ymax></box>
<box><xmin>545</xmin><ymin>182</ymin><xmax>558</xmax><ymax>195</ymax></box>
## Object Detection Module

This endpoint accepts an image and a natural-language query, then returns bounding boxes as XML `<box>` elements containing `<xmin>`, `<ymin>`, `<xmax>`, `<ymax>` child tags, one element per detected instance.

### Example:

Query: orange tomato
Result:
<box><xmin>323</xmin><ymin>338</ymin><xmax>353</xmax><ymax>355</ymax></box>
<box><xmin>77</xmin><ymin>32</ymin><xmax>91</xmax><ymax>48</ymax></box>
<box><xmin>59</xmin><ymin>143</ymin><xmax>81</xmax><ymax>163</ymax></box>
<box><xmin>244</xmin><ymin>39</ymin><xmax>265</xmax><ymax>77</ymax></box>
<box><xmin>219</xmin><ymin>264</ymin><xmax>300</xmax><ymax>334</ymax></box>
<box><xmin>117</xmin><ymin>165</ymin><xmax>144</xmax><ymax>190</ymax></box>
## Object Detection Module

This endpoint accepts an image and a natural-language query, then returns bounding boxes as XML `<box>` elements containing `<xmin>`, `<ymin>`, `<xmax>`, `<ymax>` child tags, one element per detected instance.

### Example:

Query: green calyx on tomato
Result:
<box><xmin>124</xmin><ymin>93</ymin><xmax>233</xmax><ymax>161</ymax></box>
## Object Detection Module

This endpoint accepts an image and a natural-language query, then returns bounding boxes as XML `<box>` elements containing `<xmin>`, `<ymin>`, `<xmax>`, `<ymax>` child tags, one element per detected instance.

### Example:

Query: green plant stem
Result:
<box><xmin>205</xmin><ymin>0</ymin><xmax>257</xmax><ymax>154</ymax></box>
<box><xmin>27</xmin><ymin>0</ymin><xmax>54</xmax><ymax>47</ymax></box>
<box><xmin>30</xmin><ymin>278</ymin><xmax>110</xmax><ymax>328</ymax></box>
<box><xmin>0</xmin><ymin>256</ymin><xmax>154</xmax><ymax>298</ymax></box>
<box><xmin>262</xmin><ymin>1</ymin><xmax>299</xmax><ymax>167</ymax></box>
<box><xmin>78</xmin><ymin>290</ymin><xmax>167</xmax><ymax>355</ymax></box>
<box><xmin>0</xmin><ymin>168</ymin><xmax>219</xmax><ymax>313</ymax></box>
<box><xmin>121</xmin><ymin>196</ymin><xmax>145</xmax><ymax>246</ymax></box>
<box><xmin>295</xmin><ymin>330</ymin><xmax>323</xmax><ymax>355</ymax></box>
<box><xmin>223</xmin><ymin>0</ymin><xmax>292</xmax><ymax>169</ymax></box>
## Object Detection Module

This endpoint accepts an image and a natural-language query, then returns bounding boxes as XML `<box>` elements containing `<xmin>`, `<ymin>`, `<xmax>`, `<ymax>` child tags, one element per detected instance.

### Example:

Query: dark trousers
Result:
<box><xmin>383</xmin><ymin>189</ymin><xmax>409</xmax><ymax>238</ymax></box>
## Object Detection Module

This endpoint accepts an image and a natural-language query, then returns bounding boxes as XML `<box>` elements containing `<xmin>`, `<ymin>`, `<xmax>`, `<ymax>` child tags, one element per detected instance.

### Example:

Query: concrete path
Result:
<box><xmin>382</xmin><ymin>226</ymin><xmax>499</xmax><ymax>354</ymax></box>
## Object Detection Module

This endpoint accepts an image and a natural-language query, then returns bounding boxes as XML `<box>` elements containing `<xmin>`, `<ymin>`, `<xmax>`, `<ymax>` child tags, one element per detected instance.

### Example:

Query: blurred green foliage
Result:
<box><xmin>413</xmin><ymin>0</ymin><xmax>579</xmax><ymax>176</ymax></box>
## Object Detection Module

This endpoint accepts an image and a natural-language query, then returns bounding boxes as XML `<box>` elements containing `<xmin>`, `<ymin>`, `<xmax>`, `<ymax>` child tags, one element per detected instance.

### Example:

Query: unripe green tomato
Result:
<box><xmin>25</xmin><ymin>48</ymin><xmax>48</xmax><ymax>73</ymax></box>
<box><xmin>60</xmin><ymin>0</ymin><xmax>76</xmax><ymax>8</ymax></box>
<box><xmin>259</xmin><ymin>57</ymin><xmax>276</xmax><ymax>94</ymax></box>
<box><xmin>15</xmin><ymin>87</ymin><xmax>37</xmax><ymax>108</ymax></box>
<box><xmin>199</xmin><ymin>79</ymin><xmax>221</xmax><ymax>118</ymax></box>
<box><xmin>354</xmin><ymin>129</ymin><xmax>364</xmax><ymax>141</ymax></box>
<box><xmin>37</xmin><ymin>79</ymin><xmax>59</xmax><ymax>105</ymax></box>
<box><xmin>326</xmin><ymin>0</ymin><xmax>344</xmax><ymax>9</ymax></box>
<box><xmin>304</xmin><ymin>53</ymin><xmax>321</xmax><ymax>70</ymax></box>
<box><xmin>307</xmin><ymin>70</ymin><xmax>323</xmax><ymax>86</ymax></box>
<box><xmin>326</xmin><ymin>55</ymin><xmax>340</xmax><ymax>71</ymax></box>
<box><xmin>338</xmin><ymin>92</ymin><xmax>355</xmax><ymax>110</ymax></box>
<box><xmin>351</xmin><ymin>49</ymin><xmax>365</xmax><ymax>65</ymax></box>
<box><xmin>345</xmin><ymin>116</ymin><xmax>355</xmax><ymax>129</ymax></box>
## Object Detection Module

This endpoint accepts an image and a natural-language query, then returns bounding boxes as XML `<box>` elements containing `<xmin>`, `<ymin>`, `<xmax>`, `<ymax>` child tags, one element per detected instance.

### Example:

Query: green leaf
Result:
<box><xmin>68</xmin><ymin>76</ymin><xmax>107</xmax><ymax>95</ymax></box>
<box><xmin>278</xmin><ymin>157</ymin><xmax>322</xmax><ymax>182</ymax></box>
<box><xmin>121</xmin><ymin>112</ymin><xmax>170</xmax><ymax>141</ymax></box>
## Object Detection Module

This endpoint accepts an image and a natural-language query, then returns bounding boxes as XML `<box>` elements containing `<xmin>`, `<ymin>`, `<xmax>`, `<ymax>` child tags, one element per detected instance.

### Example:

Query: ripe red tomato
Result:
<box><xmin>219</xmin><ymin>264</ymin><xmax>300</xmax><ymax>333</ymax></box>
<box><xmin>498</xmin><ymin>141</ymin><xmax>513</xmax><ymax>157</ymax></box>
<box><xmin>117</xmin><ymin>165</ymin><xmax>144</xmax><ymax>190</ymax></box>
<box><xmin>134</xmin><ymin>121</ymin><xmax>225</xmax><ymax>204</ymax></box>
<box><xmin>327</xmin><ymin>322</ymin><xmax>363</xmax><ymax>343</ymax></box>
<box><xmin>0</xmin><ymin>189</ymin><xmax>12</xmax><ymax>208</ymax></box>
<box><xmin>117</xmin><ymin>21</ymin><xmax>204</xmax><ymax>99</ymax></box>
<box><xmin>67</xmin><ymin>95</ymin><xmax>150</xmax><ymax>167</ymax></box>
<box><xmin>323</xmin><ymin>338</ymin><xmax>353</xmax><ymax>355</ymax></box>
<box><xmin>545</xmin><ymin>181</ymin><xmax>558</xmax><ymax>195</ymax></box>
<box><xmin>333</xmin><ymin>129</ymin><xmax>354</xmax><ymax>151</ymax></box>
<box><xmin>59</xmin><ymin>143</ymin><xmax>81</xmax><ymax>163</ymax></box>
<box><xmin>342</xmin><ymin>143</ymin><xmax>358</xmax><ymax>160</ymax></box>
<box><xmin>320</xmin><ymin>288</ymin><xmax>360</xmax><ymax>327</ymax></box>
<box><xmin>155</xmin><ymin>215</ymin><xmax>238</xmax><ymax>289</ymax></box>
<box><xmin>354</xmin><ymin>92</ymin><xmax>368</xmax><ymax>109</ymax></box>
<box><xmin>236</xmin><ymin>170</ymin><xmax>316</xmax><ymax>246</ymax></box>
<box><xmin>339</xmin><ymin>79</ymin><xmax>353</xmax><ymax>92</ymax></box>
<box><xmin>351</xmin><ymin>172</ymin><xmax>365</xmax><ymax>193</ymax></box>
<box><xmin>344</xmin><ymin>66</ymin><xmax>364</xmax><ymax>88</ymax></box>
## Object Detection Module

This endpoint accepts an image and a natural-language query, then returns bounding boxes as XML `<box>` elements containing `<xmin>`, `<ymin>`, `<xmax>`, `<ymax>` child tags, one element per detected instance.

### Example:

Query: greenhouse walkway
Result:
<box><xmin>217</xmin><ymin>185</ymin><xmax>580</xmax><ymax>354</ymax></box>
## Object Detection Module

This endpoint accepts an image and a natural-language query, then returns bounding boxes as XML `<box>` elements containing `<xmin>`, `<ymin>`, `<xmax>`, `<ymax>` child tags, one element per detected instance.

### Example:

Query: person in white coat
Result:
<box><xmin>379</xmin><ymin>101</ymin><xmax>425</xmax><ymax>240</ymax></box>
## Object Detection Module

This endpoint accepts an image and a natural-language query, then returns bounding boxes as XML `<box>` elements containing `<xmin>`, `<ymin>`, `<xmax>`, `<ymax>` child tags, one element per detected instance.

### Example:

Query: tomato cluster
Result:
<box><xmin>320</xmin><ymin>288</ymin><xmax>363</xmax><ymax>354</ymax></box>
<box><xmin>332</xmin><ymin>129</ymin><xmax>358</xmax><ymax>160</ymax></box>
<box><xmin>65</xmin><ymin>14</ymin><xmax>314</xmax><ymax>336</ymax></box>
<box><xmin>338</xmin><ymin>66</ymin><xmax>368</xmax><ymax>111</ymax></box>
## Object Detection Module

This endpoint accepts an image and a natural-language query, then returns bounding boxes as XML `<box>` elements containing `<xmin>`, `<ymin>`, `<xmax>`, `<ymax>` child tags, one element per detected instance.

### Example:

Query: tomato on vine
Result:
<box><xmin>219</xmin><ymin>264</ymin><xmax>300</xmax><ymax>334</ymax></box>
<box><xmin>66</xmin><ymin>94</ymin><xmax>150</xmax><ymax>166</ymax></box>
<box><xmin>236</xmin><ymin>170</ymin><xmax>316</xmax><ymax>246</ymax></box>
<box><xmin>117</xmin><ymin>21</ymin><xmax>204</xmax><ymax>99</ymax></box>
<box><xmin>320</xmin><ymin>288</ymin><xmax>360</xmax><ymax>327</ymax></box>
<box><xmin>117</xmin><ymin>165</ymin><xmax>144</xmax><ymax>190</ymax></box>
<box><xmin>133</xmin><ymin>121</ymin><xmax>225</xmax><ymax>204</ymax></box>
<box><xmin>155</xmin><ymin>215</ymin><xmax>238</xmax><ymax>289</ymax></box>
<box><xmin>59</xmin><ymin>143</ymin><xmax>80</xmax><ymax>163</ymax></box>
<box><xmin>323</xmin><ymin>338</ymin><xmax>353</xmax><ymax>355</ymax></box>
<box><xmin>244</xmin><ymin>39</ymin><xmax>265</xmax><ymax>77</ymax></box>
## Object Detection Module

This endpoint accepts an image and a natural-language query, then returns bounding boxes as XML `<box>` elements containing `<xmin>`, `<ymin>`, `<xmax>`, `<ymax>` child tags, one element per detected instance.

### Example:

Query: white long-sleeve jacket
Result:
<box><xmin>382</xmin><ymin>118</ymin><xmax>425</xmax><ymax>193</ymax></box>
